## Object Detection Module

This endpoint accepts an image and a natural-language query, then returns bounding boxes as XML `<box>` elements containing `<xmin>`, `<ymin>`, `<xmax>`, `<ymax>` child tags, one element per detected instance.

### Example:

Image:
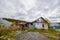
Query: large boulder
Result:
<box><xmin>16</xmin><ymin>32</ymin><xmax>48</xmax><ymax>40</ymax></box>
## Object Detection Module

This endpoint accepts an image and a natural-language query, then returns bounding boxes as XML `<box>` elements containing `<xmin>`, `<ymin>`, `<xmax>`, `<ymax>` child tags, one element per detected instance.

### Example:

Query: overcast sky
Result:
<box><xmin>0</xmin><ymin>0</ymin><xmax>60</xmax><ymax>22</ymax></box>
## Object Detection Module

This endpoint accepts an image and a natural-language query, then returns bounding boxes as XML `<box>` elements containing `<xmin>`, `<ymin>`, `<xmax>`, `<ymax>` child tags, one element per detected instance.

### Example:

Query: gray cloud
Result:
<box><xmin>0</xmin><ymin>0</ymin><xmax>60</xmax><ymax>22</ymax></box>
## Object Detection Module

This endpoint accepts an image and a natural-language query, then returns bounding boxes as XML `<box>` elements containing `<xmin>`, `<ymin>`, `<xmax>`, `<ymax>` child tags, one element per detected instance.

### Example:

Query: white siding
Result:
<box><xmin>34</xmin><ymin>23</ymin><xmax>42</xmax><ymax>29</ymax></box>
<box><xmin>34</xmin><ymin>23</ymin><xmax>48</xmax><ymax>29</ymax></box>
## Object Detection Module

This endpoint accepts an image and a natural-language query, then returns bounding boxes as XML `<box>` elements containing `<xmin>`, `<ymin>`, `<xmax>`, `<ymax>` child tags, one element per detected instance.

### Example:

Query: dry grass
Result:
<box><xmin>0</xmin><ymin>25</ymin><xmax>22</xmax><ymax>40</ymax></box>
<box><xmin>0</xmin><ymin>25</ymin><xmax>60</xmax><ymax>40</ymax></box>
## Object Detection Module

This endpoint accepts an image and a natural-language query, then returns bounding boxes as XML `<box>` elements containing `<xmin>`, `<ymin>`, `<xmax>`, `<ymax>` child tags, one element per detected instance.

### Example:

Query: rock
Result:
<box><xmin>16</xmin><ymin>32</ymin><xmax>48</xmax><ymax>40</ymax></box>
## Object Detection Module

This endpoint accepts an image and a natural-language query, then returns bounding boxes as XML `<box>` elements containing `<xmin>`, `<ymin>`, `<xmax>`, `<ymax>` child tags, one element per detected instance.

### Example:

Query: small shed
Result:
<box><xmin>34</xmin><ymin>17</ymin><xmax>48</xmax><ymax>29</ymax></box>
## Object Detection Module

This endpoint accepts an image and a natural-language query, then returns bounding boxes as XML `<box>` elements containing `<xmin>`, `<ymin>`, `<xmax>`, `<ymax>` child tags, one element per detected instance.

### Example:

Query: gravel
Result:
<box><xmin>16</xmin><ymin>32</ymin><xmax>48</xmax><ymax>40</ymax></box>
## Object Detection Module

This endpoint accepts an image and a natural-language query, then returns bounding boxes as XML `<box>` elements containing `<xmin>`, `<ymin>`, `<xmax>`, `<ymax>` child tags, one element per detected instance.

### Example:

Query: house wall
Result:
<box><xmin>34</xmin><ymin>23</ymin><xmax>42</xmax><ymax>29</ymax></box>
<box><xmin>34</xmin><ymin>23</ymin><xmax>48</xmax><ymax>29</ymax></box>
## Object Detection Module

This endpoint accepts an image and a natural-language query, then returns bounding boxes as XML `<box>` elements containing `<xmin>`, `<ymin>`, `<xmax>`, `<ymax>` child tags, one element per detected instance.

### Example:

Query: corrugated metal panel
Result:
<box><xmin>0</xmin><ymin>19</ymin><xmax>12</xmax><ymax>26</ymax></box>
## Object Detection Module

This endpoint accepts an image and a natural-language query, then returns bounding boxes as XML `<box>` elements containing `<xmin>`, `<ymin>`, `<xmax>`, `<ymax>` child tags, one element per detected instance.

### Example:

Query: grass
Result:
<box><xmin>0</xmin><ymin>25</ymin><xmax>60</xmax><ymax>40</ymax></box>
<box><xmin>26</xmin><ymin>28</ymin><xmax>60</xmax><ymax>40</ymax></box>
<box><xmin>0</xmin><ymin>25</ymin><xmax>22</xmax><ymax>40</ymax></box>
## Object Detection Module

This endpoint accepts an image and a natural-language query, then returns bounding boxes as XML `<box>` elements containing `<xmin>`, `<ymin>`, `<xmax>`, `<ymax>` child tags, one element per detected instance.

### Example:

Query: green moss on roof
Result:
<box><xmin>3</xmin><ymin>18</ymin><xmax>27</xmax><ymax>23</ymax></box>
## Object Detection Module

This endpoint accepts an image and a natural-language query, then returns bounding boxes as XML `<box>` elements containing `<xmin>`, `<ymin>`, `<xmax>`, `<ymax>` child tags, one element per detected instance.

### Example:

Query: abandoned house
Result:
<box><xmin>3</xmin><ymin>17</ymin><xmax>48</xmax><ymax>29</ymax></box>
<box><xmin>27</xmin><ymin>17</ymin><xmax>48</xmax><ymax>29</ymax></box>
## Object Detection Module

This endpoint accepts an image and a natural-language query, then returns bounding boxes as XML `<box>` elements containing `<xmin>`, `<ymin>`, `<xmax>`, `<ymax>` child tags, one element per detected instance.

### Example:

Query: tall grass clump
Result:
<box><xmin>0</xmin><ymin>25</ymin><xmax>22</xmax><ymax>40</ymax></box>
